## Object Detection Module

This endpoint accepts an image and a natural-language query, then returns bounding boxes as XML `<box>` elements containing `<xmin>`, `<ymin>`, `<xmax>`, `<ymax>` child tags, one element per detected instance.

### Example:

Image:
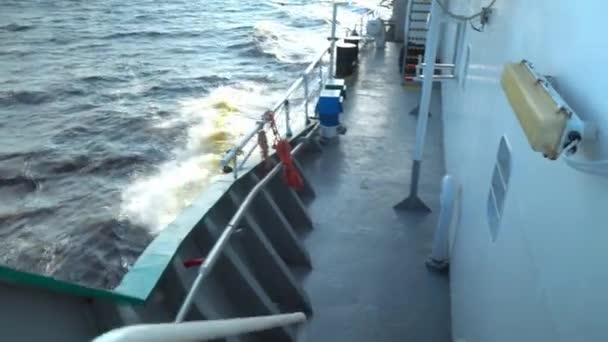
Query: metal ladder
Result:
<box><xmin>401</xmin><ymin>0</ymin><xmax>432</xmax><ymax>81</ymax></box>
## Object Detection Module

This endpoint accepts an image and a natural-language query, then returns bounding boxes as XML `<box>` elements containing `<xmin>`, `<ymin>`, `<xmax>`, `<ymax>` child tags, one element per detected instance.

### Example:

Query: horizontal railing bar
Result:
<box><xmin>405</xmin><ymin>74</ymin><xmax>456</xmax><ymax>82</ymax></box>
<box><xmin>406</xmin><ymin>63</ymin><xmax>455</xmax><ymax>70</ymax></box>
<box><xmin>176</xmin><ymin>122</ymin><xmax>319</xmax><ymax>323</ymax></box>
<box><xmin>417</xmin><ymin>74</ymin><xmax>456</xmax><ymax>79</ymax></box>
<box><xmin>273</xmin><ymin>46</ymin><xmax>330</xmax><ymax>113</ymax></box>
<box><xmin>96</xmin><ymin>312</ymin><xmax>306</xmax><ymax>342</ymax></box>
<box><xmin>238</xmin><ymin>140</ymin><xmax>259</xmax><ymax>170</ymax></box>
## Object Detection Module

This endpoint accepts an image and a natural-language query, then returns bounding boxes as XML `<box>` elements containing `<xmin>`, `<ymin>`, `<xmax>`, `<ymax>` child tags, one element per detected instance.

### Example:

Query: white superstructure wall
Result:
<box><xmin>437</xmin><ymin>1</ymin><xmax>608</xmax><ymax>341</ymax></box>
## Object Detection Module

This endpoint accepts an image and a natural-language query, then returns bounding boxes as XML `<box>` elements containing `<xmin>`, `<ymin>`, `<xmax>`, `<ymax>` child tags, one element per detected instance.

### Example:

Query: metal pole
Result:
<box><xmin>328</xmin><ymin>2</ymin><xmax>338</xmax><ymax>79</ymax></box>
<box><xmin>303</xmin><ymin>73</ymin><xmax>310</xmax><ymax>124</ymax></box>
<box><xmin>284</xmin><ymin>100</ymin><xmax>292</xmax><ymax>138</ymax></box>
<box><xmin>395</xmin><ymin>0</ymin><xmax>441</xmax><ymax>212</ymax></box>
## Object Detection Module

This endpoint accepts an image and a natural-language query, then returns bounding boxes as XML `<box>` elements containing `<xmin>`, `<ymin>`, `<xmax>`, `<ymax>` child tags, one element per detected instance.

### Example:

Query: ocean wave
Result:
<box><xmin>0</xmin><ymin>90</ymin><xmax>54</xmax><ymax>106</ymax></box>
<box><xmin>0</xmin><ymin>85</ymin><xmax>88</xmax><ymax>106</ymax></box>
<box><xmin>120</xmin><ymin>82</ymin><xmax>277</xmax><ymax>232</ymax></box>
<box><xmin>0</xmin><ymin>207</ymin><xmax>55</xmax><ymax>228</ymax></box>
<box><xmin>0</xmin><ymin>175</ymin><xmax>40</xmax><ymax>192</ymax></box>
<box><xmin>85</xmin><ymin>154</ymin><xmax>149</xmax><ymax>175</ymax></box>
<box><xmin>0</xmin><ymin>23</ymin><xmax>34</xmax><ymax>32</ymax></box>
<box><xmin>143</xmin><ymin>75</ymin><xmax>230</xmax><ymax>97</ymax></box>
<box><xmin>252</xmin><ymin>21</ymin><xmax>325</xmax><ymax>64</ymax></box>
<box><xmin>227</xmin><ymin>41</ymin><xmax>253</xmax><ymax>49</ymax></box>
<box><xmin>49</xmin><ymin>36</ymin><xmax>74</xmax><ymax>45</ymax></box>
<box><xmin>144</xmin><ymin>83</ymin><xmax>208</xmax><ymax>97</ymax></box>
<box><xmin>47</xmin><ymin>154</ymin><xmax>91</xmax><ymax>174</ymax></box>
<box><xmin>61</xmin><ymin>88</ymin><xmax>87</xmax><ymax>97</ymax></box>
<box><xmin>79</xmin><ymin>75</ymin><xmax>127</xmax><ymax>84</ymax></box>
<box><xmin>100</xmin><ymin>30</ymin><xmax>203</xmax><ymax>40</ymax></box>
<box><xmin>192</xmin><ymin>75</ymin><xmax>231</xmax><ymax>83</ymax></box>
<box><xmin>55</xmin><ymin>217</ymin><xmax>153</xmax><ymax>289</ymax></box>
<box><xmin>34</xmin><ymin>151</ymin><xmax>150</xmax><ymax>176</ymax></box>
<box><xmin>0</xmin><ymin>150</ymin><xmax>50</xmax><ymax>162</ymax></box>
<box><xmin>0</xmin><ymin>49</ymin><xmax>32</xmax><ymax>57</ymax></box>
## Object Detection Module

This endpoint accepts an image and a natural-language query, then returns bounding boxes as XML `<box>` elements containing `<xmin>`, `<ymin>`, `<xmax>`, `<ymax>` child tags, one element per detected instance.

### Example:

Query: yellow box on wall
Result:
<box><xmin>501</xmin><ymin>61</ymin><xmax>570</xmax><ymax>160</ymax></box>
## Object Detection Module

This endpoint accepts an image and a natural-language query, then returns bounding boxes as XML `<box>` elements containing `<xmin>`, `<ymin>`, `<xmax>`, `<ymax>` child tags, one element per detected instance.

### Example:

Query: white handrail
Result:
<box><xmin>221</xmin><ymin>5</ymin><xmax>376</xmax><ymax>173</ymax></box>
<box><xmin>175</xmin><ymin>122</ymin><xmax>319</xmax><ymax>323</ymax></box>
<box><xmin>93</xmin><ymin>312</ymin><xmax>306</xmax><ymax>342</ymax></box>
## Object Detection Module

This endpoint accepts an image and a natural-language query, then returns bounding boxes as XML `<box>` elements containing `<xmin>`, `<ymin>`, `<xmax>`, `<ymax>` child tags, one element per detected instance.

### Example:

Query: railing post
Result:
<box><xmin>328</xmin><ymin>2</ymin><xmax>338</xmax><ymax>79</ymax></box>
<box><xmin>303</xmin><ymin>73</ymin><xmax>310</xmax><ymax>125</ymax></box>
<box><xmin>284</xmin><ymin>100</ymin><xmax>292</xmax><ymax>138</ymax></box>
<box><xmin>233</xmin><ymin>155</ymin><xmax>238</xmax><ymax>179</ymax></box>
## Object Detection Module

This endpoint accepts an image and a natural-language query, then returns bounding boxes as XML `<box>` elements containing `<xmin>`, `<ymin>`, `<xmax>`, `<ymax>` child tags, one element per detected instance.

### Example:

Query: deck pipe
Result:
<box><xmin>426</xmin><ymin>175</ymin><xmax>458</xmax><ymax>271</ymax></box>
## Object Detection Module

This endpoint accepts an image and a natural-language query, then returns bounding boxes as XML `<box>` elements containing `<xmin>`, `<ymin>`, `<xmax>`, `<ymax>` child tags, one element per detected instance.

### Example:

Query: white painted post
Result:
<box><xmin>413</xmin><ymin>1</ymin><xmax>440</xmax><ymax>161</ymax></box>
<box><xmin>427</xmin><ymin>175</ymin><xmax>457</xmax><ymax>270</ymax></box>
<box><xmin>395</xmin><ymin>0</ymin><xmax>442</xmax><ymax>212</ymax></box>
<box><xmin>328</xmin><ymin>2</ymin><xmax>339</xmax><ymax>79</ymax></box>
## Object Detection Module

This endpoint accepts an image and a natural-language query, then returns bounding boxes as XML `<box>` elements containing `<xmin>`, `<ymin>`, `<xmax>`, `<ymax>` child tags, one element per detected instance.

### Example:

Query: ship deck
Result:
<box><xmin>298</xmin><ymin>42</ymin><xmax>451</xmax><ymax>341</ymax></box>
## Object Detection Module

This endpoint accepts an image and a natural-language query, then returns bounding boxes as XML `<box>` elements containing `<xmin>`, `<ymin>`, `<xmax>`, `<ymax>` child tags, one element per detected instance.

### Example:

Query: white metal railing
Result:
<box><xmin>93</xmin><ymin>122</ymin><xmax>317</xmax><ymax>342</ymax></box>
<box><xmin>221</xmin><ymin>5</ymin><xmax>379</xmax><ymax>179</ymax></box>
<box><xmin>176</xmin><ymin>123</ymin><xmax>318</xmax><ymax>323</ymax></box>
<box><xmin>220</xmin><ymin>47</ymin><xmax>329</xmax><ymax>178</ymax></box>
<box><xmin>94</xmin><ymin>312</ymin><xmax>306</xmax><ymax>342</ymax></box>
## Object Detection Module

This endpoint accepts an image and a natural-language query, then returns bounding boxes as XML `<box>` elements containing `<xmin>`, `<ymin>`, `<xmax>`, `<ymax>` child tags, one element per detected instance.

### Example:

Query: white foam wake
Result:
<box><xmin>253</xmin><ymin>20</ymin><xmax>326</xmax><ymax>64</ymax></box>
<box><xmin>120</xmin><ymin>83</ymin><xmax>277</xmax><ymax>233</ymax></box>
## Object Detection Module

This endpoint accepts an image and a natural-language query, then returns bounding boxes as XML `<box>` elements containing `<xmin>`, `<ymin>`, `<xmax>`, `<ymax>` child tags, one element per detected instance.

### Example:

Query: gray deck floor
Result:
<box><xmin>298</xmin><ymin>43</ymin><xmax>451</xmax><ymax>341</ymax></box>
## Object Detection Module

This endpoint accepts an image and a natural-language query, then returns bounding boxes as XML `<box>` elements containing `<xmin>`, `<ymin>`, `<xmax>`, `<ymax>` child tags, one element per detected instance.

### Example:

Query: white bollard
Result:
<box><xmin>426</xmin><ymin>175</ymin><xmax>458</xmax><ymax>271</ymax></box>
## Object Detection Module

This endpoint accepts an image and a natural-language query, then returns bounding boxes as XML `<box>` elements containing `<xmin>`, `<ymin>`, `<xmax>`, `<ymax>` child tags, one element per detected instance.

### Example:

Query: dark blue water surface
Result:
<box><xmin>0</xmin><ymin>0</ymin><xmax>372</xmax><ymax>288</ymax></box>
